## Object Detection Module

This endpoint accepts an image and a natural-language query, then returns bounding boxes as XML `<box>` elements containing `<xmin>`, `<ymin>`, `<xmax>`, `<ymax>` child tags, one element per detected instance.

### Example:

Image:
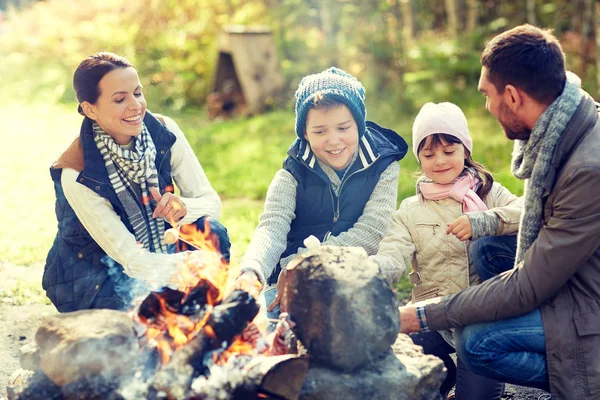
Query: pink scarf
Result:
<box><xmin>419</xmin><ymin>172</ymin><xmax>488</xmax><ymax>213</ymax></box>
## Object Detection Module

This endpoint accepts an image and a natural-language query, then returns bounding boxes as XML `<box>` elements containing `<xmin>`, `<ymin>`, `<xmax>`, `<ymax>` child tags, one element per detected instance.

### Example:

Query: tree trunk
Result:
<box><xmin>466</xmin><ymin>0</ymin><xmax>478</xmax><ymax>34</ymax></box>
<box><xmin>595</xmin><ymin>0</ymin><xmax>600</xmax><ymax>97</ymax></box>
<box><xmin>572</xmin><ymin>0</ymin><xmax>584</xmax><ymax>33</ymax></box>
<box><xmin>320</xmin><ymin>0</ymin><xmax>340</xmax><ymax>67</ymax></box>
<box><xmin>400</xmin><ymin>0</ymin><xmax>416</xmax><ymax>46</ymax></box>
<box><xmin>526</xmin><ymin>0</ymin><xmax>536</xmax><ymax>25</ymax></box>
<box><xmin>445</xmin><ymin>0</ymin><xmax>459</xmax><ymax>38</ymax></box>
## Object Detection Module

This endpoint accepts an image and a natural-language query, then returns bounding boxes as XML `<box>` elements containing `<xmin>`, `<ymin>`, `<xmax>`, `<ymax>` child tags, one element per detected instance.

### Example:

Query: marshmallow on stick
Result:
<box><xmin>164</xmin><ymin>227</ymin><xmax>180</xmax><ymax>244</ymax></box>
<box><xmin>163</xmin><ymin>227</ymin><xmax>201</xmax><ymax>250</ymax></box>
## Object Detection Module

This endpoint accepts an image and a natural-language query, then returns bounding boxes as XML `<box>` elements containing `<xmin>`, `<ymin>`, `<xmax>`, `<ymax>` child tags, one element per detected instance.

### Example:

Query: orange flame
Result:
<box><xmin>138</xmin><ymin>221</ymin><xmax>267</xmax><ymax>365</ymax></box>
<box><xmin>213</xmin><ymin>336</ymin><xmax>257</xmax><ymax>365</ymax></box>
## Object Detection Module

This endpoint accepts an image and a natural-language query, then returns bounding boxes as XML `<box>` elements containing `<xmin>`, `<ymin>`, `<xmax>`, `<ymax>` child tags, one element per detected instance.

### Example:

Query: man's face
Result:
<box><xmin>478</xmin><ymin>67</ymin><xmax>531</xmax><ymax>141</ymax></box>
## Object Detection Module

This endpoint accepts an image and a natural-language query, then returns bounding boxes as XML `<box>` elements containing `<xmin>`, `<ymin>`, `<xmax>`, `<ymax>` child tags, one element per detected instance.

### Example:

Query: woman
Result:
<box><xmin>43</xmin><ymin>52</ymin><xmax>230</xmax><ymax>313</ymax></box>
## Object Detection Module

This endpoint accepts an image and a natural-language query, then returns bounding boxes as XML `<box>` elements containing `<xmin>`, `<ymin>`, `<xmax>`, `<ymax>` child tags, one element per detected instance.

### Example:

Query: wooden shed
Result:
<box><xmin>208</xmin><ymin>25</ymin><xmax>284</xmax><ymax>120</ymax></box>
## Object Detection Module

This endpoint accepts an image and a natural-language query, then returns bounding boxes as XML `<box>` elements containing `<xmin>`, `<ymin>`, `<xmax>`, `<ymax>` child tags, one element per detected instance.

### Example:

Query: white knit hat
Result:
<box><xmin>412</xmin><ymin>102</ymin><xmax>473</xmax><ymax>159</ymax></box>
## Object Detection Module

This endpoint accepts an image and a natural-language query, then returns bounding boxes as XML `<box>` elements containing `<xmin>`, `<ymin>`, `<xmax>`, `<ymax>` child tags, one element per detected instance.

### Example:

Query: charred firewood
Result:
<box><xmin>181</xmin><ymin>280</ymin><xmax>221</xmax><ymax>315</ymax></box>
<box><xmin>138</xmin><ymin>280</ymin><xmax>220</xmax><ymax>322</ymax></box>
<box><xmin>151</xmin><ymin>290</ymin><xmax>259</xmax><ymax>400</ymax></box>
<box><xmin>61</xmin><ymin>375</ymin><xmax>124</xmax><ymax>400</ymax></box>
<box><xmin>236</xmin><ymin>355</ymin><xmax>309</xmax><ymax>400</ymax></box>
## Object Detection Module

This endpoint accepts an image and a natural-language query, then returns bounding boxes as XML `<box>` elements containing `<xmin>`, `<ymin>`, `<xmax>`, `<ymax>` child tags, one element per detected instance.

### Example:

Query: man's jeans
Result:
<box><xmin>455</xmin><ymin>309</ymin><xmax>549</xmax><ymax>391</ymax></box>
<box><xmin>460</xmin><ymin>235</ymin><xmax>550</xmax><ymax>391</ymax></box>
<box><xmin>470</xmin><ymin>235</ymin><xmax>517</xmax><ymax>281</ymax></box>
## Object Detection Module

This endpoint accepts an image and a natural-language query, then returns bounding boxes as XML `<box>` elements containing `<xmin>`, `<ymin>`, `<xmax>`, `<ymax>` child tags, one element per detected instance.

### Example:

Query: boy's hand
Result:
<box><xmin>446</xmin><ymin>215</ymin><xmax>472</xmax><ymax>241</ymax></box>
<box><xmin>233</xmin><ymin>271</ymin><xmax>262</xmax><ymax>298</ymax></box>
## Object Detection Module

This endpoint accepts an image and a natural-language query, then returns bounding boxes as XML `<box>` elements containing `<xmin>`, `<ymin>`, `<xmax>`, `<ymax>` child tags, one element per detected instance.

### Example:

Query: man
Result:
<box><xmin>399</xmin><ymin>24</ymin><xmax>600</xmax><ymax>399</ymax></box>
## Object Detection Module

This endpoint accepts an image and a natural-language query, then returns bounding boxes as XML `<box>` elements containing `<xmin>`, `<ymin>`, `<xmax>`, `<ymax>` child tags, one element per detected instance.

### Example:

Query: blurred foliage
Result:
<box><xmin>1</xmin><ymin>0</ymin><xmax>597</xmax><ymax>112</ymax></box>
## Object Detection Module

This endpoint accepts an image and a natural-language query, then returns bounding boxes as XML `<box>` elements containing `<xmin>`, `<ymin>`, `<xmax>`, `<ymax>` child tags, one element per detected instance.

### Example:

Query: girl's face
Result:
<box><xmin>418</xmin><ymin>136</ymin><xmax>466</xmax><ymax>184</ymax></box>
<box><xmin>83</xmin><ymin>67</ymin><xmax>146</xmax><ymax>145</ymax></box>
<box><xmin>304</xmin><ymin>104</ymin><xmax>359</xmax><ymax>171</ymax></box>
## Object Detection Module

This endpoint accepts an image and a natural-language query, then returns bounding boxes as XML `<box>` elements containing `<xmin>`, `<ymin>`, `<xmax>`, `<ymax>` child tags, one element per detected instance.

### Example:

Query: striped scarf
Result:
<box><xmin>93</xmin><ymin>122</ymin><xmax>167</xmax><ymax>253</ymax></box>
<box><xmin>511</xmin><ymin>75</ymin><xmax>583</xmax><ymax>263</ymax></box>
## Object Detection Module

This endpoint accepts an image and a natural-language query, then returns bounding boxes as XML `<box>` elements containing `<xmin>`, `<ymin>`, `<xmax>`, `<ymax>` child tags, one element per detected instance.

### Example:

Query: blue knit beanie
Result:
<box><xmin>294</xmin><ymin>67</ymin><xmax>367</xmax><ymax>139</ymax></box>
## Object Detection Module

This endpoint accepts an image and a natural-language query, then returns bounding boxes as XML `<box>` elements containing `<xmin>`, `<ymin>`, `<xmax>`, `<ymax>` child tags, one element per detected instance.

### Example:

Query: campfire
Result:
<box><xmin>8</xmin><ymin>223</ymin><xmax>308</xmax><ymax>400</ymax></box>
<box><xmin>8</xmin><ymin>229</ymin><xmax>447</xmax><ymax>400</ymax></box>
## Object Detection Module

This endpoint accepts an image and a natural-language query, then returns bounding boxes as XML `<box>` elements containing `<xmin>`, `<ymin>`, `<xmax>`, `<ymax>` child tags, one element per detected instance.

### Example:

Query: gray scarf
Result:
<box><xmin>93</xmin><ymin>122</ymin><xmax>167</xmax><ymax>253</ymax></box>
<box><xmin>511</xmin><ymin>75</ymin><xmax>583</xmax><ymax>263</ymax></box>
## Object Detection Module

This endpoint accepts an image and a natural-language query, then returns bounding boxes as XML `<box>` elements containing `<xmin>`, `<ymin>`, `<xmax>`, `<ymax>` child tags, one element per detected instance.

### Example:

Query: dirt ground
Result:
<box><xmin>0</xmin><ymin>262</ymin><xmax>56</xmax><ymax>399</ymax></box>
<box><xmin>0</xmin><ymin>263</ymin><xmax>550</xmax><ymax>400</ymax></box>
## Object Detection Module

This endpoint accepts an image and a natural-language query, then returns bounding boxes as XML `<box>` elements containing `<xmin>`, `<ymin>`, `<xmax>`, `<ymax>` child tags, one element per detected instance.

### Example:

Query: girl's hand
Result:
<box><xmin>446</xmin><ymin>215</ymin><xmax>472</xmax><ymax>241</ymax></box>
<box><xmin>150</xmin><ymin>187</ymin><xmax>187</xmax><ymax>224</ymax></box>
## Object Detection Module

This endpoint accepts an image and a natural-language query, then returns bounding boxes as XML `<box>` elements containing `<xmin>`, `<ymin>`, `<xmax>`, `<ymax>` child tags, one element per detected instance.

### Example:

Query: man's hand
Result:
<box><xmin>446</xmin><ymin>215</ymin><xmax>472</xmax><ymax>241</ymax></box>
<box><xmin>399</xmin><ymin>305</ymin><xmax>421</xmax><ymax>334</ymax></box>
<box><xmin>150</xmin><ymin>187</ymin><xmax>187</xmax><ymax>224</ymax></box>
<box><xmin>267</xmin><ymin>270</ymin><xmax>290</xmax><ymax>313</ymax></box>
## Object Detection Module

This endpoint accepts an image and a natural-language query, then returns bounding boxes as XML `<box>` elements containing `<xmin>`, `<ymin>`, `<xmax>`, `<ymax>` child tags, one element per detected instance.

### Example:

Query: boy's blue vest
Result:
<box><xmin>43</xmin><ymin>113</ymin><xmax>176</xmax><ymax>312</ymax></box>
<box><xmin>268</xmin><ymin>121</ymin><xmax>408</xmax><ymax>284</ymax></box>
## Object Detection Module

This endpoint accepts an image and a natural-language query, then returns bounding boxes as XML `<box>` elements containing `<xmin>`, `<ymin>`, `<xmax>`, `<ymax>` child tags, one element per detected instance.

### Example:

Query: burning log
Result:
<box><xmin>138</xmin><ymin>280</ymin><xmax>220</xmax><ymax>320</ymax></box>
<box><xmin>151</xmin><ymin>290</ymin><xmax>260</xmax><ymax>399</ymax></box>
<box><xmin>250</xmin><ymin>355</ymin><xmax>309</xmax><ymax>400</ymax></box>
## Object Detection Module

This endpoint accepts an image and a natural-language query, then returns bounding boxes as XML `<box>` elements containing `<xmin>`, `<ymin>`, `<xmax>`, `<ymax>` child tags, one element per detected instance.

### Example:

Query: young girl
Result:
<box><xmin>44</xmin><ymin>52</ymin><xmax>230</xmax><ymax>313</ymax></box>
<box><xmin>372</xmin><ymin>102</ymin><xmax>522</xmax><ymax>400</ymax></box>
<box><xmin>233</xmin><ymin>67</ymin><xmax>408</xmax><ymax>317</ymax></box>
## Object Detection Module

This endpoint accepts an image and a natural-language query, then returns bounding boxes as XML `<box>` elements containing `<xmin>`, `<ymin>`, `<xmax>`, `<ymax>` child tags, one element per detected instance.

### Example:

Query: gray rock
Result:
<box><xmin>300</xmin><ymin>334</ymin><xmax>445</xmax><ymax>400</ymax></box>
<box><xmin>284</xmin><ymin>245</ymin><xmax>401</xmax><ymax>372</ymax></box>
<box><xmin>35</xmin><ymin>309</ymin><xmax>139</xmax><ymax>386</ymax></box>
<box><xmin>18</xmin><ymin>342</ymin><xmax>39</xmax><ymax>371</ymax></box>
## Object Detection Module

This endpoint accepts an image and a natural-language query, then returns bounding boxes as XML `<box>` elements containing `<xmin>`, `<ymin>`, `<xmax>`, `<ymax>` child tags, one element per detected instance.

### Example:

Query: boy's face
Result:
<box><xmin>304</xmin><ymin>104</ymin><xmax>359</xmax><ymax>171</ymax></box>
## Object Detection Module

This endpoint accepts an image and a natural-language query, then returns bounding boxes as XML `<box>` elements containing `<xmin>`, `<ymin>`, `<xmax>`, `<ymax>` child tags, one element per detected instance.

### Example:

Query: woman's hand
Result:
<box><xmin>150</xmin><ymin>187</ymin><xmax>187</xmax><ymax>224</ymax></box>
<box><xmin>267</xmin><ymin>270</ymin><xmax>290</xmax><ymax>313</ymax></box>
<box><xmin>446</xmin><ymin>215</ymin><xmax>472</xmax><ymax>241</ymax></box>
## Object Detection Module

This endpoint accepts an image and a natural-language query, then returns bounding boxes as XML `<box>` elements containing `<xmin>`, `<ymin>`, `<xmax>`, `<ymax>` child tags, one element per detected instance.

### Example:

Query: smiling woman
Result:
<box><xmin>42</xmin><ymin>52</ymin><xmax>231</xmax><ymax>313</ymax></box>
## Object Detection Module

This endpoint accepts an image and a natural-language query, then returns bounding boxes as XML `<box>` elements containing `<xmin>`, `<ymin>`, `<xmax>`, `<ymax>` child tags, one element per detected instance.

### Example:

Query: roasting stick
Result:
<box><xmin>163</xmin><ymin>227</ymin><xmax>201</xmax><ymax>250</ymax></box>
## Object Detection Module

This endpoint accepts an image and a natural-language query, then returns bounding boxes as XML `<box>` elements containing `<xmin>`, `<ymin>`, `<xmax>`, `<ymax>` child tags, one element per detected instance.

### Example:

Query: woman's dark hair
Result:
<box><xmin>73</xmin><ymin>52</ymin><xmax>134</xmax><ymax>116</ymax></box>
<box><xmin>417</xmin><ymin>133</ymin><xmax>494</xmax><ymax>199</ymax></box>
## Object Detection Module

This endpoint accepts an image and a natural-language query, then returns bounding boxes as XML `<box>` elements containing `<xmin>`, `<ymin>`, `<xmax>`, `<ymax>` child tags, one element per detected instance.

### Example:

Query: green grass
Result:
<box><xmin>1</xmin><ymin>91</ymin><xmax>523</xmax><ymax>303</ymax></box>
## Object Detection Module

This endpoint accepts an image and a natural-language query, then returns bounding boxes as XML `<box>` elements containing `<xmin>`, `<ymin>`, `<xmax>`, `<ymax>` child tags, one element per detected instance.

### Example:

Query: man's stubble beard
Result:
<box><xmin>498</xmin><ymin>102</ymin><xmax>531</xmax><ymax>141</ymax></box>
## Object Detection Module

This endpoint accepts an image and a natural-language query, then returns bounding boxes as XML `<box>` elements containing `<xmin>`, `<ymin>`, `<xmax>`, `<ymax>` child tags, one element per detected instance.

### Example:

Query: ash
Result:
<box><xmin>190</xmin><ymin>354</ymin><xmax>259</xmax><ymax>400</ymax></box>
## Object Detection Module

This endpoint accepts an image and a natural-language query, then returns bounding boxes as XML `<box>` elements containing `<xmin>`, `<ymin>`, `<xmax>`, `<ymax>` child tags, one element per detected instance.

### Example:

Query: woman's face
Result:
<box><xmin>418</xmin><ymin>136</ymin><xmax>466</xmax><ymax>184</ymax></box>
<box><xmin>83</xmin><ymin>67</ymin><xmax>146</xmax><ymax>145</ymax></box>
<box><xmin>304</xmin><ymin>104</ymin><xmax>359</xmax><ymax>171</ymax></box>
